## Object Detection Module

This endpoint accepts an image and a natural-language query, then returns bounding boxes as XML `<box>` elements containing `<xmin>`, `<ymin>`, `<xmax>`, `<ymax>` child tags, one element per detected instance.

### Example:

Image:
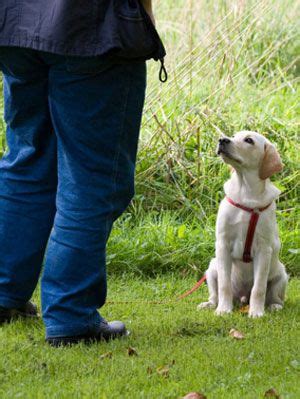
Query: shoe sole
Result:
<box><xmin>47</xmin><ymin>330</ymin><xmax>130</xmax><ymax>347</ymax></box>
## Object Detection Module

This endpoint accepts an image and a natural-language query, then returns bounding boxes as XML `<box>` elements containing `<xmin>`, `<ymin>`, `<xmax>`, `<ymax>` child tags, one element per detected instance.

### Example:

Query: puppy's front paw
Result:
<box><xmin>215</xmin><ymin>306</ymin><xmax>233</xmax><ymax>315</ymax></box>
<box><xmin>197</xmin><ymin>301</ymin><xmax>216</xmax><ymax>310</ymax></box>
<box><xmin>248</xmin><ymin>308</ymin><xmax>264</xmax><ymax>318</ymax></box>
<box><xmin>268</xmin><ymin>303</ymin><xmax>283</xmax><ymax>312</ymax></box>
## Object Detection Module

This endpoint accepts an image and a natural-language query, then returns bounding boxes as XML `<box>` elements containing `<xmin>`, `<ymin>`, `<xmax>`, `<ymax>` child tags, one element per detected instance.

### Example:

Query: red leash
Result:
<box><xmin>107</xmin><ymin>274</ymin><xmax>207</xmax><ymax>305</ymax></box>
<box><xmin>226</xmin><ymin>197</ymin><xmax>272</xmax><ymax>263</ymax></box>
<box><xmin>176</xmin><ymin>274</ymin><xmax>207</xmax><ymax>300</ymax></box>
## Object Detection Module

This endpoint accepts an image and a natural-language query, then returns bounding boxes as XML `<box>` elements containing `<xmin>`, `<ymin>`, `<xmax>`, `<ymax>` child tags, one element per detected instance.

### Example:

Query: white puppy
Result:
<box><xmin>198</xmin><ymin>131</ymin><xmax>288</xmax><ymax>317</ymax></box>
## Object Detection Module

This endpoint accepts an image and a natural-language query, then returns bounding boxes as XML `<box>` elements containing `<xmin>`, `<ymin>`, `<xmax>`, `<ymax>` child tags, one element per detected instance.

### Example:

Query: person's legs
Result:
<box><xmin>42</xmin><ymin>56</ymin><xmax>146</xmax><ymax>338</ymax></box>
<box><xmin>0</xmin><ymin>48</ymin><xmax>57</xmax><ymax>308</ymax></box>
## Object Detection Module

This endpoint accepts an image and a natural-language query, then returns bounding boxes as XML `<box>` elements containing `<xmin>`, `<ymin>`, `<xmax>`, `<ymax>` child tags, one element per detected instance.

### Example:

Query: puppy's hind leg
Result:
<box><xmin>197</xmin><ymin>258</ymin><xmax>218</xmax><ymax>310</ymax></box>
<box><xmin>266</xmin><ymin>262</ymin><xmax>288</xmax><ymax>312</ymax></box>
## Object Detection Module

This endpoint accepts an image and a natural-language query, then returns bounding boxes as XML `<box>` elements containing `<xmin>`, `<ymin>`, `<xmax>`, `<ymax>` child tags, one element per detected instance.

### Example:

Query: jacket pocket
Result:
<box><xmin>114</xmin><ymin>0</ymin><xmax>156</xmax><ymax>59</ymax></box>
<box><xmin>118</xmin><ymin>0</ymin><xmax>144</xmax><ymax>19</ymax></box>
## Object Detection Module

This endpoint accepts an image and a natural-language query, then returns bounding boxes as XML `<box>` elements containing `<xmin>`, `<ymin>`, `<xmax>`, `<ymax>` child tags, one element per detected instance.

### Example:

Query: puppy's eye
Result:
<box><xmin>244</xmin><ymin>137</ymin><xmax>254</xmax><ymax>145</ymax></box>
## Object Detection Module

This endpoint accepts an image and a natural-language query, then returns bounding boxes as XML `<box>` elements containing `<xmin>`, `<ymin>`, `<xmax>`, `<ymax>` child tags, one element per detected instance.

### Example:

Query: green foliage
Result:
<box><xmin>116</xmin><ymin>0</ymin><xmax>300</xmax><ymax>275</ymax></box>
<box><xmin>107</xmin><ymin>209</ymin><xmax>299</xmax><ymax>276</ymax></box>
<box><xmin>107</xmin><ymin>211</ymin><xmax>215</xmax><ymax>276</ymax></box>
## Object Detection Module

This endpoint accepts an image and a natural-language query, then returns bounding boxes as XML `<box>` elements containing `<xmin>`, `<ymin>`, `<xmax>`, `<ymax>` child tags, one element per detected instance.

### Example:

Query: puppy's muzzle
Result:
<box><xmin>217</xmin><ymin>137</ymin><xmax>231</xmax><ymax>155</ymax></box>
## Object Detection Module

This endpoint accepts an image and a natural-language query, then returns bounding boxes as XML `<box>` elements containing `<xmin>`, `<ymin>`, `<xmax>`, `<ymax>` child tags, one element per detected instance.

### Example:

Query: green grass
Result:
<box><xmin>107</xmin><ymin>208</ymin><xmax>299</xmax><ymax>277</ymax></box>
<box><xmin>0</xmin><ymin>276</ymin><xmax>299</xmax><ymax>399</ymax></box>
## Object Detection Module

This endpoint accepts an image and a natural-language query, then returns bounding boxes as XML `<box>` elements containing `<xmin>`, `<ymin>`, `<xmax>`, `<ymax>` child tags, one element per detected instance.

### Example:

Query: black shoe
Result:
<box><xmin>0</xmin><ymin>301</ymin><xmax>38</xmax><ymax>324</ymax></box>
<box><xmin>46</xmin><ymin>319</ymin><xmax>129</xmax><ymax>347</ymax></box>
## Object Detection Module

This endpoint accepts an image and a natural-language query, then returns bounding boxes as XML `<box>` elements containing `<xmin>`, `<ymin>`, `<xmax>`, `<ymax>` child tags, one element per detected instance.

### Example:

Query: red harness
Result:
<box><xmin>174</xmin><ymin>196</ymin><xmax>273</xmax><ymax>300</ymax></box>
<box><xmin>226</xmin><ymin>196</ymin><xmax>272</xmax><ymax>263</ymax></box>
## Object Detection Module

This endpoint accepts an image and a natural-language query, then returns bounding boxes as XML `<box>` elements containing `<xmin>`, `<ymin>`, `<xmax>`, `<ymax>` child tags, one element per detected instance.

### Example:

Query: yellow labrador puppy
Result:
<box><xmin>198</xmin><ymin>131</ymin><xmax>288</xmax><ymax>317</ymax></box>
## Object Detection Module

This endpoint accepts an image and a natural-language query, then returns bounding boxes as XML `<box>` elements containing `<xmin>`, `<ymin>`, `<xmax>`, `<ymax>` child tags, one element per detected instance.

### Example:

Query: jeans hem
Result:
<box><xmin>45</xmin><ymin>313</ymin><xmax>103</xmax><ymax>339</ymax></box>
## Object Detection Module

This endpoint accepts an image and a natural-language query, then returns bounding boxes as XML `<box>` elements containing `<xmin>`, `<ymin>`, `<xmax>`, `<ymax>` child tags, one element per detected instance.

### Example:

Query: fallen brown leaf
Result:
<box><xmin>239</xmin><ymin>305</ymin><xmax>250</xmax><ymax>314</ymax></box>
<box><xmin>127</xmin><ymin>346</ymin><xmax>138</xmax><ymax>356</ymax></box>
<box><xmin>182</xmin><ymin>392</ymin><xmax>207</xmax><ymax>399</ymax></box>
<box><xmin>264</xmin><ymin>388</ymin><xmax>280</xmax><ymax>398</ymax></box>
<box><xmin>229</xmin><ymin>328</ymin><xmax>245</xmax><ymax>340</ymax></box>
<box><xmin>99</xmin><ymin>351</ymin><xmax>112</xmax><ymax>360</ymax></box>
<box><xmin>156</xmin><ymin>366</ymin><xmax>170</xmax><ymax>378</ymax></box>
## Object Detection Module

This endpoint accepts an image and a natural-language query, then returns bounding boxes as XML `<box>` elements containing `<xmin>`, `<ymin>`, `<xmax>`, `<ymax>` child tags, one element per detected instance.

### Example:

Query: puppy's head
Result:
<box><xmin>217</xmin><ymin>131</ymin><xmax>283</xmax><ymax>179</ymax></box>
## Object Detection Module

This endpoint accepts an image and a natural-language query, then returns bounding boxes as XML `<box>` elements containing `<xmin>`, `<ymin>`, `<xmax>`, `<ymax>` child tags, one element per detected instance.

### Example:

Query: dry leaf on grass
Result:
<box><xmin>264</xmin><ymin>388</ymin><xmax>280</xmax><ymax>398</ymax></box>
<box><xmin>156</xmin><ymin>360</ymin><xmax>175</xmax><ymax>378</ymax></box>
<box><xmin>99</xmin><ymin>351</ymin><xmax>112</xmax><ymax>360</ymax></box>
<box><xmin>239</xmin><ymin>305</ymin><xmax>250</xmax><ymax>314</ymax></box>
<box><xmin>127</xmin><ymin>346</ymin><xmax>138</xmax><ymax>356</ymax></box>
<box><xmin>182</xmin><ymin>392</ymin><xmax>207</xmax><ymax>399</ymax></box>
<box><xmin>229</xmin><ymin>328</ymin><xmax>245</xmax><ymax>340</ymax></box>
<box><xmin>156</xmin><ymin>365</ymin><xmax>170</xmax><ymax>378</ymax></box>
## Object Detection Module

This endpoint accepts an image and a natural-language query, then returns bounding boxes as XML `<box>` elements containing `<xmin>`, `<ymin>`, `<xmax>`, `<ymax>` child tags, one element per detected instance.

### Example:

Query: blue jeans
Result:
<box><xmin>0</xmin><ymin>48</ymin><xmax>146</xmax><ymax>338</ymax></box>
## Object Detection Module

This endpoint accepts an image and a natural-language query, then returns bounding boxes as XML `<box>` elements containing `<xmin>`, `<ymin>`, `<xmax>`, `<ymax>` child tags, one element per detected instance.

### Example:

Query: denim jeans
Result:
<box><xmin>0</xmin><ymin>48</ymin><xmax>146</xmax><ymax>338</ymax></box>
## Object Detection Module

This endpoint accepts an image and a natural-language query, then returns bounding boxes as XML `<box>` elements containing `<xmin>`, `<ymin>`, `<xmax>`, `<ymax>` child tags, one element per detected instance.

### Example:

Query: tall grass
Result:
<box><xmin>139</xmin><ymin>0</ymin><xmax>299</xmax><ymax>213</ymax></box>
<box><xmin>113</xmin><ymin>0</ymin><xmax>299</xmax><ymax>275</ymax></box>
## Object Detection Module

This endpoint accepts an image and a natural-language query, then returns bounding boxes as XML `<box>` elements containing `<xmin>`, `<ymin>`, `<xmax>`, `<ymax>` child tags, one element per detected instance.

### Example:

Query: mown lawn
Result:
<box><xmin>0</xmin><ymin>276</ymin><xmax>299</xmax><ymax>399</ymax></box>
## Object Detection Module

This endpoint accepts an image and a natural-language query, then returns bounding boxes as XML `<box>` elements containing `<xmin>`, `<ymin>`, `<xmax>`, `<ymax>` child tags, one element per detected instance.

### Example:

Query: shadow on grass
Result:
<box><xmin>172</xmin><ymin>320</ymin><xmax>227</xmax><ymax>337</ymax></box>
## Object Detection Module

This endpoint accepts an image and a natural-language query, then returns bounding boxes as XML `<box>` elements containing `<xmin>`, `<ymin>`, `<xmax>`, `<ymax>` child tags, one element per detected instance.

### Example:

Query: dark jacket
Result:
<box><xmin>0</xmin><ymin>0</ymin><xmax>165</xmax><ymax>60</ymax></box>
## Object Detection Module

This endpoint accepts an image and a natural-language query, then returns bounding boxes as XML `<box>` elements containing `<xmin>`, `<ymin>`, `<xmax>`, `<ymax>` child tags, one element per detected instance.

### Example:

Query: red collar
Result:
<box><xmin>225</xmin><ymin>196</ymin><xmax>272</xmax><ymax>262</ymax></box>
<box><xmin>226</xmin><ymin>196</ymin><xmax>272</xmax><ymax>213</ymax></box>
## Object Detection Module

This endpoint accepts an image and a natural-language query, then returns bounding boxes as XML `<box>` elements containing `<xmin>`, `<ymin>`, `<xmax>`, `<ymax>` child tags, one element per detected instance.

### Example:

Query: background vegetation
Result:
<box><xmin>108</xmin><ymin>0</ymin><xmax>299</xmax><ymax>276</ymax></box>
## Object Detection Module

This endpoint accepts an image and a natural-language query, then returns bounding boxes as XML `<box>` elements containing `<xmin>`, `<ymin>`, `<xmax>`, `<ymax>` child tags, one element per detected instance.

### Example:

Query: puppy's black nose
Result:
<box><xmin>219</xmin><ymin>137</ymin><xmax>231</xmax><ymax>145</ymax></box>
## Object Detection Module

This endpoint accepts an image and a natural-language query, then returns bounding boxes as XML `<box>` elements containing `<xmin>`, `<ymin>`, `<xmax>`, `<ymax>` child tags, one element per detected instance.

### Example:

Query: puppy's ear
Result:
<box><xmin>259</xmin><ymin>143</ymin><xmax>283</xmax><ymax>180</ymax></box>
